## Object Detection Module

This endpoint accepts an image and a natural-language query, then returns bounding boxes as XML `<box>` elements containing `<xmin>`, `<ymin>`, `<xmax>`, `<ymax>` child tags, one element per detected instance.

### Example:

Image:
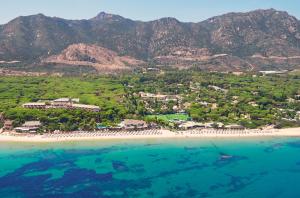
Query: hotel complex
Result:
<box><xmin>22</xmin><ymin>98</ymin><xmax>100</xmax><ymax>112</ymax></box>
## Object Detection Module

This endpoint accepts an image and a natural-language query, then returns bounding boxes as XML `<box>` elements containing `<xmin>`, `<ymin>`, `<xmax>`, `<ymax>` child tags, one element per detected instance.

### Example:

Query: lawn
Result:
<box><xmin>146</xmin><ymin>114</ymin><xmax>190</xmax><ymax>122</ymax></box>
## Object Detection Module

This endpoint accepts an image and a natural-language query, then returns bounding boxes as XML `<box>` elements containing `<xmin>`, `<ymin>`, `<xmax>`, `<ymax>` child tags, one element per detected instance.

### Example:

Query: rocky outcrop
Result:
<box><xmin>44</xmin><ymin>43</ymin><xmax>144</xmax><ymax>72</ymax></box>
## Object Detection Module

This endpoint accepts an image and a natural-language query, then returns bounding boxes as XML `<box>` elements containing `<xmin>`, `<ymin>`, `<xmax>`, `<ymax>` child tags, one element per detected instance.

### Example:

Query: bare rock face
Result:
<box><xmin>44</xmin><ymin>43</ymin><xmax>144</xmax><ymax>72</ymax></box>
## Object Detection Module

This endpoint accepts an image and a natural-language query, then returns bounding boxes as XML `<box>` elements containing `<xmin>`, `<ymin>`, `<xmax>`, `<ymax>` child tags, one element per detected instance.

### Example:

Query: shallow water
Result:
<box><xmin>0</xmin><ymin>137</ymin><xmax>300</xmax><ymax>197</ymax></box>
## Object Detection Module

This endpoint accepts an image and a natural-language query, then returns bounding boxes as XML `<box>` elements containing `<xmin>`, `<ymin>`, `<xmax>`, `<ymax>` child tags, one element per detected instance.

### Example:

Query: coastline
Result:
<box><xmin>0</xmin><ymin>128</ymin><xmax>299</xmax><ymax>143</ymax></box>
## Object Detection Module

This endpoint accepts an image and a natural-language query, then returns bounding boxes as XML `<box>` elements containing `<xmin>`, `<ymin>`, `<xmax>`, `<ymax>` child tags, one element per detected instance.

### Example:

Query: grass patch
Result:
<box><xmin>146</xmin><ymin>114</ymin><xmax>190</xmax><ymax>122</ymax></box>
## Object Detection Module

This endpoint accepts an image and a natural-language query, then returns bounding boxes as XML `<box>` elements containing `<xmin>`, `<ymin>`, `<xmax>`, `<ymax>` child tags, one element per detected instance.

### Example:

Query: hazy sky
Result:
<box><xmin>1</xmin><ymin>0</ymin><xmax>300</xmax><ymax>24</ymax></box>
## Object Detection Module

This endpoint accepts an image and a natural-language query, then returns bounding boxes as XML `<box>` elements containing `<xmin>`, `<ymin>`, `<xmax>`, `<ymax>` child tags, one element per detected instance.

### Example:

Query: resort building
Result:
<box><xmin>139</xmin><ymin>92</ymin><xmax>181</xmax><ymax>102</ymax></box>
<box><xmin>232</xmin><ymin>72</ymin><xmax>244</xmax><ymax>76</ymax></box>
<box><xmin>3</xmin><ymin>120</ymin><xmax>13</xmax><ymax>131</ymax></box>
<box><xmin>225</xmin><ymin>124</ymin><xmax>245</xmax><ymax>130</ymax></box>
<box><xmin>22</xmin><ymin>102</ymin><xmax>46</xmax><ymax>109</ymax></box>
<box><xmin>51</xmin><ymin>98</ymin><xmax>79</xmax><ymax>106</ymax></box>
<box><xmin>72</xmin><ymin>104</ymin><xmax>100</xmax><ymax>112</ymax></box>
<box><xmin>119</xmin><ymin>119</ymin><xmax>148</xmax><ymax>130</ymax></box>
<box><xmin>146</xmin><ymin>68</ymin><xmax>160</xmax><ymax>72</ymax></box>
<box><xmin>15</xmin><ymin>121</ymin><xmax>42</xmax><ymax>133</ymax></box>
<box><xmin>214</xmin><ymin>122</ymin><xmax>225</xmax><ymax>128</ymax></box>
<box><xmin>203</xmin><ymin>122</ymin><xmax>224</xmax><ymax>128</ymax></box>
<box><xmin>259</xmin><ymin>70</ymin><xmax>288</xmax><ymax>75</ymax></box>
<box><xmin>208</xmin><ymin>85</ymin><xmax>228</xmax><ymax>93</ymax></box>
<box><xmin>178</xmin><ymin>121</ymin><xmax>224</xmax><ymax>130</ymax></box>
<box><xmin>296</xmin><ymin>111</ymin><xmax>300</xmax><ymax>120</ymax></box>
<box><xmin>52</xmin><ymin>98</ymin><xmax>73</xmax><ymax>107</ymax></box>
<box><xmin>22</xmin><ymin>98</ymin><xmax>100</xmax><ymax>112</ymax></box>
<box><xmin>178</xmin><ymin>121</ymin><xmax>206</xmax><ymax>130</ymax></box>
<box><xmin>96</xmin><ymin>124</ymin><xmax>109</xmax><ymax>130</ymax></box>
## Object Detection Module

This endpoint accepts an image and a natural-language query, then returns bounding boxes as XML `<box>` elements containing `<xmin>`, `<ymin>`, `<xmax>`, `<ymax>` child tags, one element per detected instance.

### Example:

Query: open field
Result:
<box><xmin>145</xmin><ymin>114</ymin><xmax>190</xmax><ymax>122</ymax></box>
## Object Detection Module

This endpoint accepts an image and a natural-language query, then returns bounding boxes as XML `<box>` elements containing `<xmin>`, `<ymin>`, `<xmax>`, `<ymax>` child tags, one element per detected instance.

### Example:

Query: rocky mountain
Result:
<box><xmin>44</xmin><ymin>43</ymin><xmax>144</xmax><ymax>72</ymax></box>
<box><xmin>0</xmin><ymin>9</ymin><xmax>300</xmax><ymax>72</ymax></box>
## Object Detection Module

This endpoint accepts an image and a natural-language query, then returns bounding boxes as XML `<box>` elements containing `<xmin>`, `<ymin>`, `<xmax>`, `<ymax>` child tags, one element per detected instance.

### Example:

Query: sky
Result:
<box><xmin>0</xmin><ymin>0</ymin><xmax>300</xmax><ymax>24</ymax></box>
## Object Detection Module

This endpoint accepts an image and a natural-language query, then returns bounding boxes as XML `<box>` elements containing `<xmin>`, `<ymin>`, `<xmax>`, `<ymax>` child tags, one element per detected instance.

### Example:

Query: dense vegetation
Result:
<box><xmin>124</xmin><ymin>71</ymin><xmax>300</xmax><ymax>128</ymax></box>
<box><xmin>0</xmin><ymin>76</ymin><xmax>126</xmax><ymax>131</ymax></box>
<box><xmin>0</xmin><ymin>70</ymin><xmax>299</xmax><ymax>132</ymax></box>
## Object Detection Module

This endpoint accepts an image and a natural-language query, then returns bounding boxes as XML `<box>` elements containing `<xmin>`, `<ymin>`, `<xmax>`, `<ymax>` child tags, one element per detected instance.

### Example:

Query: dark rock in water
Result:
<box><xmin>148</xmin><ymin>154</ymin><xmax>159</xmax><ymax>157</ymax></box>
<box><xmin>264</xmin><ymin>143</ymin><xmax>283</xmax><ymax>153</ymax></box>
<box><xmin>184</xmin><ymin>147</ymin><xmax>198</xmax><ymax>151</ymax></box>
<box><xmin>112</xmin><ymin>161</ymin><xmax>129</xmax><ymax>171</ymax></box>
<box><xmin>286</xmin><ymin>141</ymin><xmax>300</xmax><ymax>148</ymax></box>
<box><xmin>95</xmin><ymin>158</ymin><xmax>102</xmax><ymax>163</ymax></box>
<box><xmin>213</xmin><ymin>153</ymin><xmax>248</xmax><ymax>168</ymax></box>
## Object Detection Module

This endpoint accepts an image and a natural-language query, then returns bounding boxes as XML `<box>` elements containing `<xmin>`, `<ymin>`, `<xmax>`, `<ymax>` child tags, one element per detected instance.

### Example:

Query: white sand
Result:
<box><xmin>0</xmin><ymin>128</ymin><xmax>299</xmax><ymax>143</ymax></box>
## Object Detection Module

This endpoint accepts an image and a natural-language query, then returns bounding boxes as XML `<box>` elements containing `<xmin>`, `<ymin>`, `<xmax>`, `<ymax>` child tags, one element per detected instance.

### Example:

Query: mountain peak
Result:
<box><xmin>91</xmin><ymin>12</ymin><xmax>125</xmax><ymax>21</ymax></box>
<box><xmin>1</xmin><ymin>9</ymin><xmax>300</xmax><ymax>72</ymax></box>
<box><xmin>157</xmin><ymin>17</ymin><xmax>179</xmax><ymax>22</ymax></box>
<box><xmin>249</xmin><ymin>8</ymin><xmax>290</xmax><ymax>16</ymax></box>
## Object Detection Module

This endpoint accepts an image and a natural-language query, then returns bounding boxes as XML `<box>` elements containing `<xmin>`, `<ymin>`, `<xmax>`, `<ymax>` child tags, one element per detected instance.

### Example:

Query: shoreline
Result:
<box><xmin>0</xmin><ymin>128</ymin><xmax>299</xmax><ymax>143</ymax></box>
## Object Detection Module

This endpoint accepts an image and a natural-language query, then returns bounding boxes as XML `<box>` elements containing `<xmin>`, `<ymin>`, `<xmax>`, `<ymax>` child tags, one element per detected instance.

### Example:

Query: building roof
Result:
<box><xmin>15</xmin><ymin>127</ymin><xmax>31</xmax><ymax>131</ymax></box>
<box><xmin>179</xmin><ymin>121</ymin><xmax>205</xmax><ymax>128</ymax></box>
<box><xmin>259</xmin><ymin>70</ymin><xmax>287</xmax><ymax>74</ymax></box>
<box><xmin>72</xmin><ymin>104</ymin><xmax>100</xmax><ymax>109</ymax></box>
<box><xmin>72</xmin><ymin>98</ymin><xmax>80</xmax><ymax>103</ymax></box>
<box><xmin>225</xmin><ymin>124</ymin><xmax>245</xmax><ymax>129</ymax></box>
<box><xmin>23</xmin><ymin>121</ymin><xmax>41</xmax><ymax>127</ymax></box>
<box><xmin>15</xmin><ymin>127</ymin><xmax>38</xmax><ymax>132</ymax></box>
<box><xmin>122</xmin><ymin>119</ymin><xmax>147</xmax><ymax>126</ymax></box>
<box><xmin>139</xmin><ymin>92</ymin><xmax>180</xmax><ymax>100</ymax></box>
<box><xmin>23</xmin><ymin>102</ymin><xmax>46</xmax><ymax>106</ymax></box>
<box><xmin>53</xmin><ymin>98</ymin><xmax>71</xmax><ymax>102</ymax></box>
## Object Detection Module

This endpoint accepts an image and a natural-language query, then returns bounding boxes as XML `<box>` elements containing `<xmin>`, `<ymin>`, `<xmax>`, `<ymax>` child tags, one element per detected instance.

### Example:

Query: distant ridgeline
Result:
<box><xmin>0</xmin><ymin>9</ymin><xmax>300</xmax><ymax>73</ymax></box>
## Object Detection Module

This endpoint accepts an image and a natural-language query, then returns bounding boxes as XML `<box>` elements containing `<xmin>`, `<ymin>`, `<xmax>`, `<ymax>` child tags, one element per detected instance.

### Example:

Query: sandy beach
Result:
<box><xmin>0</xmin><ymin>128</ymin><xmax>299</xmax><ymax>143</ymax></box>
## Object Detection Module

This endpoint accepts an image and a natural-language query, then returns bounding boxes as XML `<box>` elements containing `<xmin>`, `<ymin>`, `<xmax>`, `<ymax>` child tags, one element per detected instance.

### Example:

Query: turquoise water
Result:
<box><xmin>1</xmin><ymin>138</ymin><xmax>300</xmax><ymax>197</ymax></box>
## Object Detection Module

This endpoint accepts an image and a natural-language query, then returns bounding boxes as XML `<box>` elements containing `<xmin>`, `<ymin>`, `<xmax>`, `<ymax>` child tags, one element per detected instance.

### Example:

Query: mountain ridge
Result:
<box><xmin>0</xmin><ymin>9</ymin><xmax>300</xmax><ymax>72</ymax></box>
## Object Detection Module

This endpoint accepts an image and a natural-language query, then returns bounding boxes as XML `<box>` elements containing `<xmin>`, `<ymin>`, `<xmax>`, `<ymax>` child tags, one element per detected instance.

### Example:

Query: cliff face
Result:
<box><xmin>1</xmin><ymin>9</ymin><xmax>300</xmax><ymax>72</ymax></box>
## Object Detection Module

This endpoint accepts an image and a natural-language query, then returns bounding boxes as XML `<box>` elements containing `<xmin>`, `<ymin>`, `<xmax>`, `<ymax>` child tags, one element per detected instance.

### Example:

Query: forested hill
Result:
<box><xmin>1</xmin><ymin>9</ymin><xmax>300</xmax><ymax>72</ymax></box>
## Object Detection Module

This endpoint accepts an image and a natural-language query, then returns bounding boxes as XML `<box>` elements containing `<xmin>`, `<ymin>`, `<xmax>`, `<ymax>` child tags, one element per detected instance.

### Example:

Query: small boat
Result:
<box><xmin>219</xmin><ymin>153</ymin><xmax>233</xmax><ymax>160</ymax></box>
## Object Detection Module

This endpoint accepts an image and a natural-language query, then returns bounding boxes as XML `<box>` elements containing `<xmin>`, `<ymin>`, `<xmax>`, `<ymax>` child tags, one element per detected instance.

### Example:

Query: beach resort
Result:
<box><xmin>1</xmin><ymin>102</ymin><xmax>300</xmax><ymax>142</ymax></box>
<box><xmin>0</xmin><ymin>126</ymin><xmax>300</xmax><ymax>142</ymax></box>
